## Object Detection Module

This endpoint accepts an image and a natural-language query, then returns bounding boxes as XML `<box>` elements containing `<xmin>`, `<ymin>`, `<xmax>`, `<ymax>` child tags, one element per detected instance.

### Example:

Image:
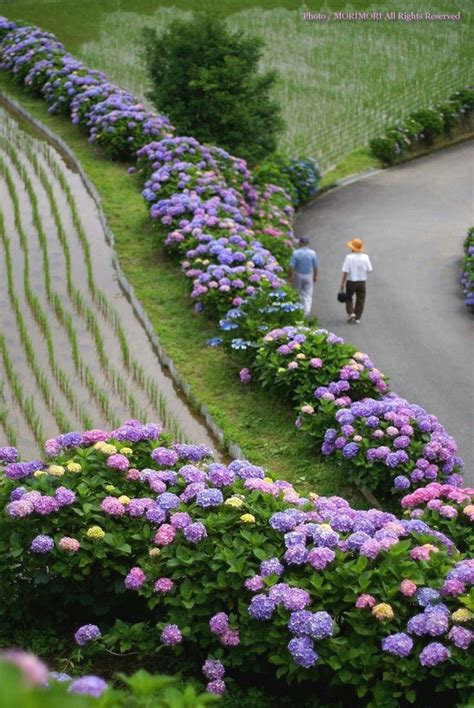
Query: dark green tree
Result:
<box><xmin>142</xmin><ymin>13</ymin><xmax>284</xmax><ymax>163</ymax></box>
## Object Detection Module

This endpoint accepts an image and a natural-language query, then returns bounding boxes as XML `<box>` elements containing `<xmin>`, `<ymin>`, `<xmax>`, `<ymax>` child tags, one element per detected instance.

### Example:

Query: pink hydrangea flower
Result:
<box><xmin>125</xmin><ymin>567</ymin><xmax>146</xmax><ymax>590</ymax></box>
<box><xmin>106</xmin><ymin>454</ymin><xmax>129</xmax><ymax>471</ymax></box>
<box><xmin>58</xmin><ymin>537</ymin><xmax>80</xmax><ymax>553</ymax></box>
<box><xmin>154</xmin><ymin>577</ymin><xmax>174</xmax><ymax>593</ymax></box>
<box><xmin>400</xmin><ymin>579</ymin><xmax>417</xmax><ymax>596</ymax></box>
<box><xmin>355</xmin><ymin>594</ymin><xmax>376</xmax><ymax>609</ymax></box>
<box><xmin>154</xmin><ymin>524</ymin><xmax>176</xmax><ymax>546</ymax></box>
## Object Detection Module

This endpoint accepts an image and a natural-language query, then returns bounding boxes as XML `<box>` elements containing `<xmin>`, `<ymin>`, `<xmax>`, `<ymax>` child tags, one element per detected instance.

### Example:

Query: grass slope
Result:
<box><xmin>0</xmin><ymin>72</ymin><xmax>365</xmax><ymax>505</ymax></box>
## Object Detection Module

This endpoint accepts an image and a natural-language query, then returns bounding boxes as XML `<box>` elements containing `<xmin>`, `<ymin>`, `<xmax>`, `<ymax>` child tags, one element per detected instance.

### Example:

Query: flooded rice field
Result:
<box><xmin>0</xmin><ymin>104</ymin><xmax>220</xmax><ymax>458</ymax></box>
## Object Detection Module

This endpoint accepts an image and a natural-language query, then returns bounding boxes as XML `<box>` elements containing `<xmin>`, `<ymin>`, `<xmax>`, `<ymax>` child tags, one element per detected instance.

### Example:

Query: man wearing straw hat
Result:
<box><xmin>290</xmin><ymin>236</ymin><xmax>319</xmax><ymax>316</ymax></box>
<box><xmin>339</xmin><ymin>238</ymin><xmax>372</xmax><ymax>323</ymax></box>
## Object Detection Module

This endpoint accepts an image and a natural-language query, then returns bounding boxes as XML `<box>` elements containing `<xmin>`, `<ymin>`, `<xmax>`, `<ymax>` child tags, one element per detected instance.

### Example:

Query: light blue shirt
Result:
<box><xmin>290</xmin><ymin>247</ymin><xmax>318</xmax><ymax>275</ymax></box>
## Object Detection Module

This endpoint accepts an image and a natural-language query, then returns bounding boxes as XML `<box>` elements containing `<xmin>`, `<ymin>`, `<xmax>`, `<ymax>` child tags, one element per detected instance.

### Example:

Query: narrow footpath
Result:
<box><xmin>297</xmin><ymin>141</ymin><xmax>474</xmax><ymax>483</ymax></box>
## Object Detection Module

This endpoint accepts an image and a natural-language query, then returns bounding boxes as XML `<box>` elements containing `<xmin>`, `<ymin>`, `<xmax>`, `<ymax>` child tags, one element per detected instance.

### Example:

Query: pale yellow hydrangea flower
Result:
<box><xmin>48</xmin><ymin>465</ymin><xmax>65</xmax><ymax>477</ymax></box>
<box><xmin>296</xmin><ymin>353</ymin><xmax>306</xmax><ymax>360</ymax></box>
<box><xmin>240</xmin><ymin>514</ymin><xmax>256</xmax><ymax>523</ymax></box>
<box><xmin>34</xmin><ymin>470</ymin><xmax>47</xmax><ymax>478</ymax></box>
<box><xmin>372</xmin><ymin>603</ymin><xmax>394</xmax><ymax>621</ymax></box>
<box><xmin>149</xmin><ymin>548</ymin><xmax>161</xmax><ymax>558</ymax></box>
<box><xmin>86</xmin><ymin>526</ymin><xmax>105</xmax><ymax>539</ymax></box>
<box><xmin>120</xmin><ymin>447</ymin><xmax>133</xmax><ymax>456</ymax></box>
<box><xmin>94</xmin><ymin>442</ymin><xmax>117</xmax><ymax>455</ymax></box>
<box><xmin>225</xmin><ymin>497</ymin><xmax>244</xmax><ymax>509</ymax></box>
<box><xmin>451</xmin><ymin>608</ymin><xmax>471</xmax><ymax>623</ymax></box>
<box><xmin>105</xmin><ymin>485</ymin><xmax>116</xmax><ymax>492</ymax></box>
<box><xmin>66</xmin><ymin>462</ymin><xmax>82</xmax><ymax>473</ymax></box>
<box><xmin>118</xmin><ymin>495</ymin><xmax>131</xmax><ymax>505</ymax></box>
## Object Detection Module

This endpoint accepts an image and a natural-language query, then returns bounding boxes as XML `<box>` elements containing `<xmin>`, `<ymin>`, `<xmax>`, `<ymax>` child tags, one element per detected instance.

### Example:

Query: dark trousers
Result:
<box><xmin>346</xmin><ymin>280</ymin><xmax>366</xmax><ymax>319</ymax></box>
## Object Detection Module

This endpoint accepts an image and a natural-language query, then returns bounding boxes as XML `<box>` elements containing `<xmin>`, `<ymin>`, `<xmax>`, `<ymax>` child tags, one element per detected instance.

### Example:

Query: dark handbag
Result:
<box><xmin>337</xmin><ymin>290</ymin><xmax>347</xmax><ymax>303</ymax></box>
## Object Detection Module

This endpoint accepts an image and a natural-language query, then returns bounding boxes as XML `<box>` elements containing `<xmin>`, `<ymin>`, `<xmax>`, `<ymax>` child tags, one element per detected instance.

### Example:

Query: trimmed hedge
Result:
<box><xmin>369</xmin><ymin>88</ymin><xmax>474</xmax><ymax>165</ymax></box>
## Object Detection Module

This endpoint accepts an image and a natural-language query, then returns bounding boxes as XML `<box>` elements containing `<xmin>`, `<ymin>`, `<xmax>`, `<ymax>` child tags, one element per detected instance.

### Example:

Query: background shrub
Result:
<box><xmin>142</xmin><ymin>13</ymin><xmax>284</xmax><ymax>164</ymax></box>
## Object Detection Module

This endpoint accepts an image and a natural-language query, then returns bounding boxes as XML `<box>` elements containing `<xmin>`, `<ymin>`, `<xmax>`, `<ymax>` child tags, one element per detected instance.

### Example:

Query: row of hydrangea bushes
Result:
<box><xmin>0</xmin><ymin>427</ymin><xmax>472</xmax><ymax>705</ymax></box>
<box><xmin>369</xmin><ymin>88</ymin><xmax>474</xmax><ymax>165</ymax></box>
<box><xmin>460</xmin><ymin>226</ymin><xmax>474</xmax><ymax>311</ymax></box>
<box><xmin>0</xmin><ymin>19</ymin><xmax>466</xmax><ymax>504</ymax></box>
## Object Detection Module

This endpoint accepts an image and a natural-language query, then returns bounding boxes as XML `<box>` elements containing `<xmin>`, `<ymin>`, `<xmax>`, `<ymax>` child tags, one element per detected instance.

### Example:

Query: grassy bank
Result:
<box><xmin>0</xmin><ymin>72</ymin><xmax>365</xmax><ymax>505</ymax></box>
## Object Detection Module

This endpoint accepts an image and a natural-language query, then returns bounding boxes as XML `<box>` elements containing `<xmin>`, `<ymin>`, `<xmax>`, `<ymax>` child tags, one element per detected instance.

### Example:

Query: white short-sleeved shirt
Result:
<box><xmin>342</xmin><ymin>253</ymin><xmax>373</xmax><ymax>281</ymax></box>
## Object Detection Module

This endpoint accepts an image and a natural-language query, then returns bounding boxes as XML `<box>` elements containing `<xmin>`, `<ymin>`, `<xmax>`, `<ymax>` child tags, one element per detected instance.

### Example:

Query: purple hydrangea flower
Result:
<box><xmin>206</xmin><ymin>679</ymin><xmax>226</xmax><ymax>695</ymax></box>
<box><xmin>261</xmin><ymin>557</ymin><xmax>284</xmax><ymax>577</ymax></box>
<box><xmin>307</xmin><ymin>547</ymin><xmax>336</xmax><ymax>570</ymax></box>
<box><xmin>170</xmin><ymin>512</ymin><xmax>192</xmax><ymax>529</ymax></box>
<box><xmin>448</xmin><ymin>626</ymin><xmax>472</xmax><ymax>650</ymax></box>
<box><xmin>284</xmin><ymin>544</ymin><xmax>308</xmax><ymax>565</ymax></box>
<box><xmin>288</xmin><ymin>636</ymin><xmax>318</xmax><ymax>668</ymax></box>
<box><xmin>308</xmin><ymin>611</ymin><xmax>334</xmax><ymax>639</ymax></box>
<box><xmin>0</xmin><ymin>446</ymin><xmax>18</xmax><ymax>463</ymax></box>
<box><xmin>244</xmin><ymin>575</ymin><xmax>265</xmax><ymax>591</ymax></box>
<box><xmin>74</xmin><ymin>624</ymin><xmax>101</xmax><ymax>646</ymax></box>
<box><xmin>282</xmin><ymin>587</ymin><xmax>311</xmax><ymax>611</ymax></box>
<box><xmin>382</xmin><ymin>632</ymin><xmax>413</xmax><ymax>657</ymax></box>
<box><xmin>184</xmin><ymin>521</ymin><xmax>207</xmax><ymax>543</ymax></box>
<box><xmin>151</xmin><ymin>447</ymin><xmax>179</xmax><ymax>466</ymax></box>
<box><xmin>69</xmin><ymin>676</ymin><xmax>108</xmax><ymax>697</ymax></box>
<box><xmin>124</xmin><ymin>567</ymin><xmax>146</xmax><ymax>590</ymax></box>
<box><xmin>30</xmin><ymin>534</ymin><xmax>54</xmax><ymax>554</ymax></box>
<box><xmin>202</xmin><ymin>659</ymin><xmax>225</xmax><ymax>680</ymax></box>
<box><xmin>248</xmin><ymin>594</ymin><xmax>275</xmax><ymax>620</ymax></box>
<box><xmin>419</xmin><ymin>642</ymin><xmax>450</xmax><ymax>666</ymax></box>
<box><xmin>196</xmin><ymin>488</ymin><xmax>224</xmax><ymax>508</ymax></box>
<box><xmin>209</xmin><ymin>612</ymin><xmax>229</xmax><ymax>635</ymax></box>
<box><xmin>416</xmin><ymin>588</ymin><xmax>440</xmax><ymax>608</ymax></box>
<box><xmin>55</xmin><ymin>487</ymin><xmax>76</xmax><ymax>507</ymax></box>
<box><xmin>161</xmin><ymin>624</ymin><xmax>182</xmax><ymax>646</ymax></box>
<box><xmin>157</xmin><ymin>492</ymin><xmax>181</xmax><ymax>510</ymax></box>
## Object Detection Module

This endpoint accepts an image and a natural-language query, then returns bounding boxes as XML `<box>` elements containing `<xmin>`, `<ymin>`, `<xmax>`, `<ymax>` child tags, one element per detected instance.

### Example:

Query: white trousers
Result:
<box><xmin>294</xmin><ymin>273</ymin><xmax>314</xmax><ymax>316</ymax></box>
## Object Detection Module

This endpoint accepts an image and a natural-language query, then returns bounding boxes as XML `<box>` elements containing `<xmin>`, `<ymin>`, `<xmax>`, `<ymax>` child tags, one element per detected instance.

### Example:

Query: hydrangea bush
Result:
<box><xmin>315</xmin><ymin>394</ymin><xmax>464</xmax><ymax>499</ymax></box>
<box><xmin>401</xmin><ymin>484</ymin><xmax>474</xmax><ymax>554</ymax></box>
<box><xmin>460</xmin><ymin>226</ymin><xmax>474</xmax><ymax>311</ymax></box>
<box><xmin>254</xmin><ymin>154</ymin><xmax>320</xmax><ymax>207</ymax></box>
<box><xmin>1</xmin><ymin>426</ymin><xmax>473</xmax><ymax>705</ymax></box>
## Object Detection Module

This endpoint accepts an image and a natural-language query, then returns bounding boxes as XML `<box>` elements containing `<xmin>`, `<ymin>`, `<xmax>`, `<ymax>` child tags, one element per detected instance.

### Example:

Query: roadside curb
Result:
<box><xmin>0</xmin><ymin>92</ymin><xmax>247</xmax><ymax>462</ymax></box>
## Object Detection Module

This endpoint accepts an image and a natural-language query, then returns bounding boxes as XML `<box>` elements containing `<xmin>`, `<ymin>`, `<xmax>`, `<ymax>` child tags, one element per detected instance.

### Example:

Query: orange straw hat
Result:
<box><xmin>346</xmin><ymin>238</ymin><xmax>364</xmax><ymax>252</ymax></box>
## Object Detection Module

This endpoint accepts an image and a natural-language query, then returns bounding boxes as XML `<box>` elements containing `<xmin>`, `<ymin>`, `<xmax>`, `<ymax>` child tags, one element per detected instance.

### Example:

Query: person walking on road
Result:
<box><xmin>339</xmin><ymin>238</ymin><xmax>372</xmax><ymax>323</ymax></box>
<box><xmin>290</xmin><ymin>236</ymin><xmax>319</xmax><ymax>316</ymax></box>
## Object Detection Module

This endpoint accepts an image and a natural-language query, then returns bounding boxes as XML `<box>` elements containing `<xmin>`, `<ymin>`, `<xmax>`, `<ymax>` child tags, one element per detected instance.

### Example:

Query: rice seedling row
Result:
<box><xmin>0</xmin><ymin>106</ymin><xmax>215</xmax><ymax>456</ymax></box>
<box><xmin>0</xmin><ymin>150</ymin><xmax>99</xmax><ymax>431</ymax></box>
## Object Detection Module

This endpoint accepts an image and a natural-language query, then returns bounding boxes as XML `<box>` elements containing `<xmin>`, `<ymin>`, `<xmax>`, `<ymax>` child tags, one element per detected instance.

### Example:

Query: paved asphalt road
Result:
<box><xmin>297</xmin><ymin>141</ymin><xmax>474</xmax><ymax>484</ymax></box>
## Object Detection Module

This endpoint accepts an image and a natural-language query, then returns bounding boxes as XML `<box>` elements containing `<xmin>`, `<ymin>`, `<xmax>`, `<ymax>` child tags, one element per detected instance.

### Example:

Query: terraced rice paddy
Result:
<box><xmin>0</xmin><ymin>104</ymin><xmax>219</xmax><ymax>457</ymax></box>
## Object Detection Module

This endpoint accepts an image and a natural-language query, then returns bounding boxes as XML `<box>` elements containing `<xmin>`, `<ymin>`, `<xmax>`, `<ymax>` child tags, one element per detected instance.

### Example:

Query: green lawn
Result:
<box><xmin>1</xmin><ymin>0</ymin><xmax>472</xmax><ymax>169</ymax></box>
<box><xmin>0</xmin><ymin>71</ymin><xmax>365</xmax><ymax>505</ymax></box>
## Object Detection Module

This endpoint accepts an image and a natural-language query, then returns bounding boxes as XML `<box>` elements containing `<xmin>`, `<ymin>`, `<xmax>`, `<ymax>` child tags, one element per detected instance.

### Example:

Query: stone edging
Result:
<box><xmin>0</xmin><ymin>92</ymin><xmax>247</xmax><ymax>462</ymax></box>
